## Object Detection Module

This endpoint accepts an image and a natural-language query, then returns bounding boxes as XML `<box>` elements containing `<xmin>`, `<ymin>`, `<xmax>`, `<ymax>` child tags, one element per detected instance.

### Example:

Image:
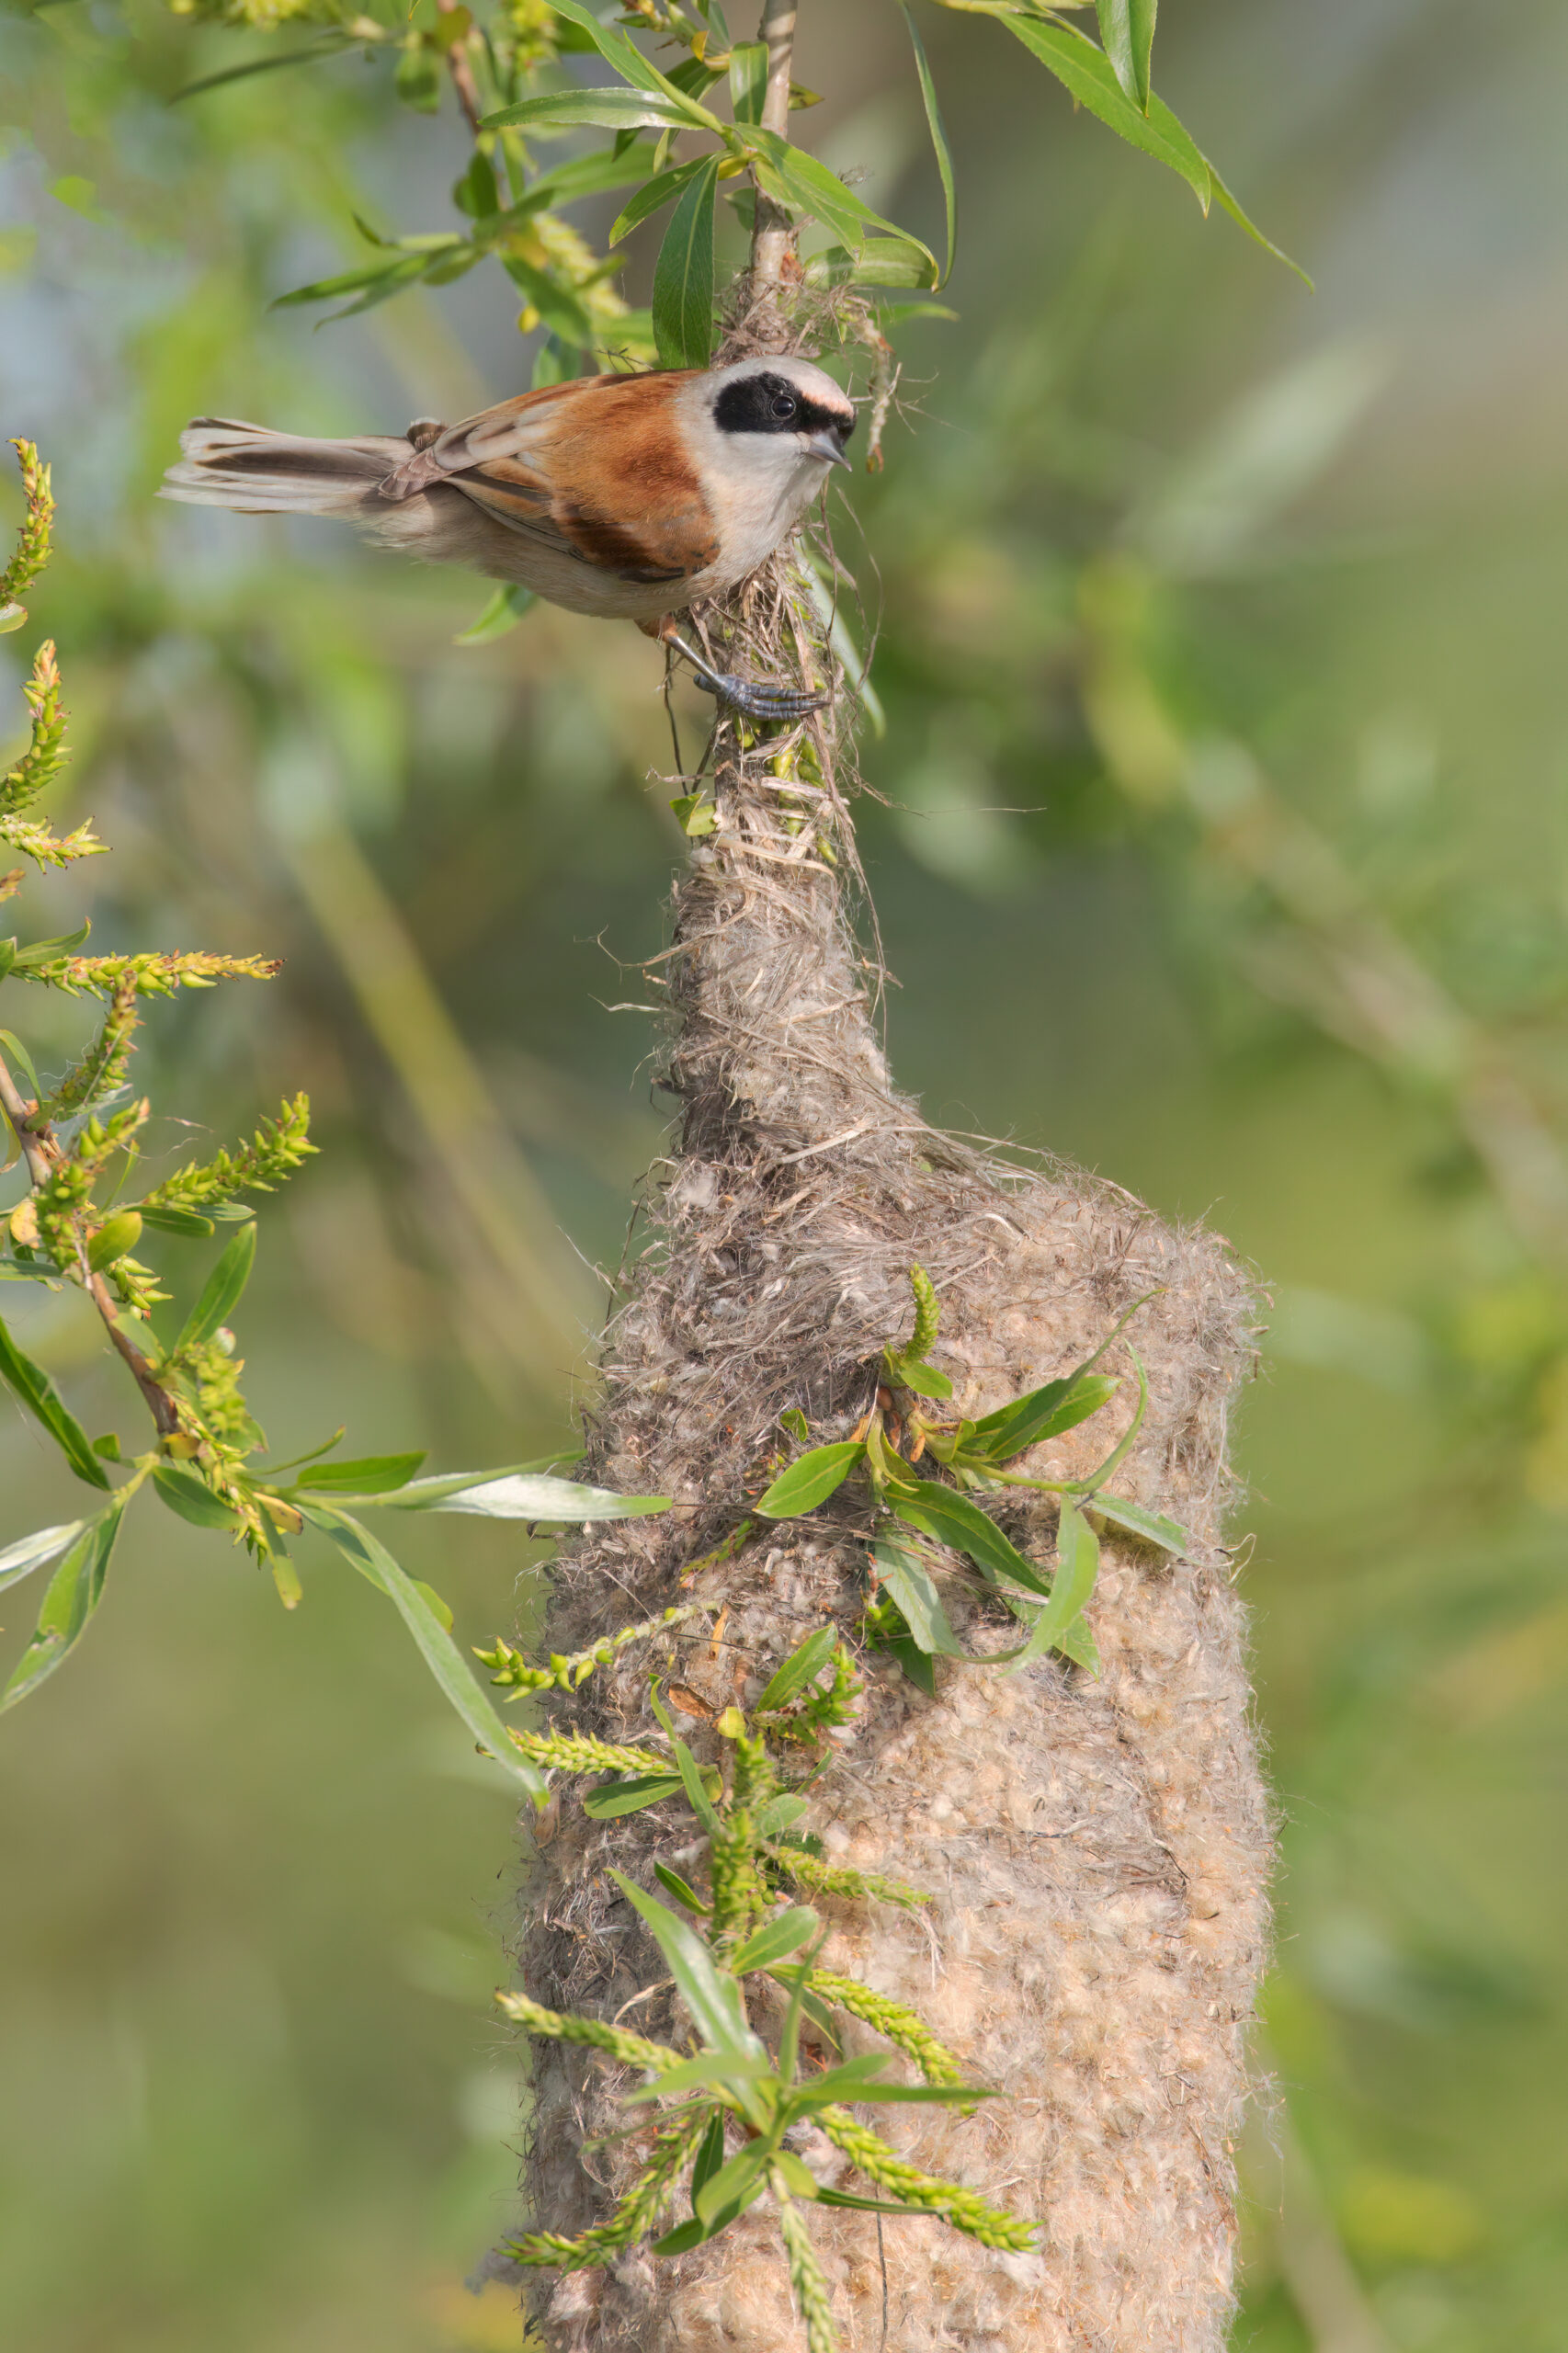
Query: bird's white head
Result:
<box><xmin>678</xmin><ymin>356</ymin><xmax>856</xmax><ymax>552</ymax></box>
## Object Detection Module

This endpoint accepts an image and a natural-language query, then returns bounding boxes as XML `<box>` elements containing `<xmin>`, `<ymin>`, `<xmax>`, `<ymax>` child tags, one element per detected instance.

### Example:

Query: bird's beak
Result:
<box><xmin>806</xmin><ymin>428</ymin><xmax>854</xmax><ymax>472</ymax></box>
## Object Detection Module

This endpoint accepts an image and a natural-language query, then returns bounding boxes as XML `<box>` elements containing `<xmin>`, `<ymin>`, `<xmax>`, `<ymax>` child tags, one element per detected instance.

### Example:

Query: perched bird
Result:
<box><xmin>160</xmin><ymin>355</ymin><xmax>856</xmax><ymax>720</ymax></box>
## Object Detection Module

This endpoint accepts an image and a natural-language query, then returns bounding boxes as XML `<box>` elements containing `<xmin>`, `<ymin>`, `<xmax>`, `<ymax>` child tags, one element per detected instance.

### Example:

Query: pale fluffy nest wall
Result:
<box><xmin>517</xmin><ymin>1152</ymin><xmax>1269</xmax><ymax>2353</ymax></box>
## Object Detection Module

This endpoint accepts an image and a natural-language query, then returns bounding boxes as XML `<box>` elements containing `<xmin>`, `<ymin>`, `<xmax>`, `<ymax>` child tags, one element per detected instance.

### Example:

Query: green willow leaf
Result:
<box><xmin>174</xmin><ymin>1221</ymin><xmax>256</xmax><ymax>1353</ymax></box>
<box><xmin>967</xmin><ymin>1370</ymin><xmax>1119</xmax><ymax>1463</ymax></box>
<box><xmin>500</xmin><ymin>254</ymin><xmax>597</xmax><ymax>347</ymax></box>
<box><xmin>652</xmin><ymin>153</ymin><xmax>721</xmax><ymax>369</ymax></box>
<box><xmin>582</xmin><ymin>1772</ymin><xmax>686</xmax><ymax>1818</ymax></box>
<box><xmin>999</xmin><ymin>1495</ymin><xmax>1102</xmax><ymax>1677</ymax></box>
<box><xmin>172</xmin><ymin>33</ymin><xmax>359</xmax><ymax>104</ymax></box>
<box><xmin>745</xmin><ymin>129</ymin><xmax>938</xmax><ymax>284</ymax></box>
<box><xmin>0</xmin><ymin>1519</ymin><xmax>84</xmax><ymax>1595</ymax></box>
<box><xmin>152</xmin><ymin>1463</ymin><xmax>242</xmax><ymax>1531</ymax></box>
<box><xmin>542</xmin><ymin>0</ymin><xmax>725</xmax><ymax>124</ymax></box>
<box><xmin>453</xmin><ymin>583</ymin><xmax>537</xmax><ymax>646</ymax></box>
<box><xmin>653</xmin><ymin>1861</ymin><xmax>710</xmax><ymax>1913</ymax></box>
<box><xmin>482</xmin><ymin>88</ymin><xmax>696</xmax><ymax>135</ymax></box>
<box><xmin>891</xmin><ymin>1483</ymin><xmax>1052</xmax><ymax>1598</ymax></box>
<box><xmin>361</xmin><ymin>1469</ymin><xmax>667</xmax><ymax>1519</ymax></box>
<box><xmin>869</xmin><ymin>1536</ymin><xmax>967</xmax><ymax>1656</ymax></box>
<box><xmin>137</xmin><ymin>1204</ymin><xmax>216</xmax><ymax>1238</ymax></box>
<box><xmin>755</xmin><ymin>1621</ymin><xmax>838</xmax><ymax>1712</ymax></box>
<box><xmin>728</xmin><ymin>1906</ymin><xmax>821</xmax><ymax>1976</ymax></box>
<box><xmin>999</xmin><ymin>14</ymin><xmax>1308</xmax><ymax>281</ymax></box>
<box><xmin>297</xmin><ymin>1503</ymin><xmax>546</xmax><ymax>1801</ymax></box>
<box><xmin>0</xmin><ymin>1307</ymin><xmax>111</xmax><ymax>1489</ymax></box>
<box><xmin>609</xmin><ymin>155</ymin><xmax>713</xmax><ymax>247</ymax></box>
<box><xmin>1085</xmin><ymin>1491</ymin><xmax>1189</xmax><ymax>1554</ymax></box>
<box><xmin>0</xmin><ymin>1495</ymin><xmax>128</xmax><ymax>1711</ymax></box>
<box><xmin>728</xmin><ymin>38</ymin><xmax>768</xmax><ymax>125</ymax></box>
<box><xmin>756</xmin><ymin>1441</ymin><xmax>865</xmax><ymax>1518</ymax></box>
<box><xmin>622</xmin><ymin>2050</ymin><xmax>774</xmax><ymax>2104</ymax></box>
<box><xmin>271</xmin><ymin>251</ymin><xmax>443</xmax><ymax>317</ymax></box>
<box><xmin>608</xmin><ymin>1872</ymin><xmax>767</xmax><ymax>2072</ymax></box>
<box><xmin>295</xmin><ymin>1451</ymin><xmax>427</xmax><ymax>1494</ymax></box>
<box><xmin>1096</xmin><ymin>0</ymin><xmax>1157</xmax><ymax>113</ymax></box>
<box><xmin>896</xmin><ymin>1</ymin><xmax>957</xmax><ymax>284</ymax></box>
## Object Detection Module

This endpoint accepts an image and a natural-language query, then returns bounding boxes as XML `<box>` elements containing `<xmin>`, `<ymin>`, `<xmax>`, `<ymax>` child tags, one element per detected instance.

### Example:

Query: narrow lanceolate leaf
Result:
<box><xmin>610</xmin><ymin>155</ymin><xmax>717</xmax><ymax>247</ymax></box>
<box><xmin>999</xmin><ymin>14</ymin><xmax>1308</xmax><ymax>281</ymax></box>
<box><xmin>152</xmin><ymin>1464</ymin><xmax>243</xmax><ymax>1532</ymax></box>
<box><xmin>891</xmin><ymin>1483</ymin><xmax>1052</xmax><ymax>1599</ymax></box>
<box><xmin>297</xmin><ymin>1504</ymin><xmax>546</xmax><ymax>1801</ymax></box>
<box><xmin>174</xmin><ymin>1221</ymin><xmax>256</xmax><ymax>1354</ymax></box>
<box><xmin>652</xmin><ymin>154</ymin><xmax>721</xmax><ymax>370</ymax></box>
<box><xmin>0</xmin><ymin>1307</ymin><xmax>111</xmax><ymax>1489</ymax></box>
<box><xmin>362</xmin><ymin>1469</ymin><xmax>668</xmax><ymax>1519</ymax></box>
<box><xmin>482</xmin><ymin>89</ymin><xmax>697</xmax><ymax>136</ymax></box>
<box><xmin>728</xmin><ymin>1906</ymin><xmax>821</xmax><ymax>1976</ymax></box>
<box><xmin>755</xmin><ymin>1622</ymin><xmax>839</xmax><ymax>1713</ymax></box>
<box><xmin>1096</xmin><ymin>0</ymin><xmax>1158</xmax><ymax>112</ymax></box>
<box><xmin>728</xmin><ymin>38</ymin><xmax>768</xmax><ymax>125</ymax></box>
<box><xmin>999</xmin><ymin>1496</ymin><xmax>1102</xmax><ymax>1677</ymax></box>
<box><xmin>756</xmin><ymin>1442</ymin><xmax>865</xmax><ymax>1518</ymax></box>
<box><xmin>897</xmin><ymin>1</ymin><xmax>957</xmax><ymax>283</ymax></box>
<box><xmin>0</xmin><ymin>1519</ymin><xmax>83</xmax><ymax>1595</ymax></box>
<box><xmin>1085</xmin><ymin>1491</ymin><xmax>1189</xmax><ymax>1555</ymax></box>
<box><xmin>869</xmin><ymin>1537</ymin><xmax>968</xmax><ymax>1657</ymax></box>
<box><xmin>967</xmin><ymin>1371</ymin><xmax>1119</xmax><ymax>1464</ymax></box>
<box><xmin>582</xmin><ymin>1772</ymin><xmax>686</xmax><ymax>1819</ymax></box>
<box><xmin>453</xmin><ymin>584</ymin><xmax>536</xmax><ymax>645</ymax></box>
<box><xmin>609</xmin><ymin>1874</ymin><xmax>768</xmax><ymax>2088</ymax></box>
<box><xmin>745</xmin><ymin>129</ymin><xmax>939</xmax><ymax>285</ymax></box>
<box><xmin>294</xmin><ymin>1452</ymin><xmax>427</xmax><ymax>1495</ymax></box>
<box><xmin>0</xmin><ymin>1495</ymin><xmax>127</xmax><ymax>1711</ymax></box>
<box><xmin>540</xmin><ymin>0</ymin><xmax>725</xmax><ymax>124</ymax></box>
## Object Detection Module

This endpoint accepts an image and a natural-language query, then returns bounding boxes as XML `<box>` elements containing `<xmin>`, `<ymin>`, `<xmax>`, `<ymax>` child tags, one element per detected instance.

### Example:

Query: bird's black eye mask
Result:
<box><xmin>713</xmin><ymin>371</ymin><xmax>857</xmax><ymax>442</ymax></box>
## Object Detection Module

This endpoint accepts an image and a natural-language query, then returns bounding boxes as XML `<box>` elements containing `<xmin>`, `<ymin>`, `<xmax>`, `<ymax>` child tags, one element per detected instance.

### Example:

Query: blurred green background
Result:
<box><xmin>4</xmin><ymin>1</ymin><xmax>1568</xmax><ymax>2347</ymax></box>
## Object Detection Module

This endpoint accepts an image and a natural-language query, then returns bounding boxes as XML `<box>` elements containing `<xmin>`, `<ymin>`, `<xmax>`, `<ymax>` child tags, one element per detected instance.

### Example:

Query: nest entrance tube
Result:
<box><xmin>511</xmin><ymin>519</ymin><xmax>1271</xmax><ymax>2348</ymax></box>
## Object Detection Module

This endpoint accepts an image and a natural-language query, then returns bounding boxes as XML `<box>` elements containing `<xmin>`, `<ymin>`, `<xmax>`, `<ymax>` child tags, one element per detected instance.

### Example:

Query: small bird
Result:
<box><xmin>161</xmin><ymin>355</ymin><xmax>856</xmax><ymax>720</ymax></box>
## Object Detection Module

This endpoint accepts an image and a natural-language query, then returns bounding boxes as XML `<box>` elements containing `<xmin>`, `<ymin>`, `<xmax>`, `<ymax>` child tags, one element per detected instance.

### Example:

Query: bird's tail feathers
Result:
<box><xmin>159</xmin><ymin>417</ymin><xmax>415</xmax><ymax>517</ymax></box>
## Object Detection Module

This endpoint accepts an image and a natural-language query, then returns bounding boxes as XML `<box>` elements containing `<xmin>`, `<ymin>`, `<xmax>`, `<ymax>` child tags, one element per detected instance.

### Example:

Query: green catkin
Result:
<box><xmin>477</xmin><ymin>1605</ymin><xmax>699</xmax><ymax>1696</ymax></box>
<box><xmin>907</xmin><ymin>1262</ymin><xmax>940</xmax><ymax>1360</ymax></box>
<box><xmin>818</xmin><ymin>2107</ymin><xmax>1038</xmax><ymax>2250</ymax></box>
<box><xmin>507</xmin><ymin>1726</ymin><xmax>670</xmax><ymax>1776</ymax></box>
<box><xmin>48</xmin><ymin>974</ymin><xmax>139</xmax><ymax>1121</ymax></box>
<box><xmin>710</xmin><ymin>1732</ymin><xmax>774</xmax><ymax>1936</ymax></box>
<box><xmin>777</xmin><ymin>2193</ymin><xmax>841</xmax><ymax>2353</ymax></box>
<box><xmin>494</xmin><ymin>1990</ymin><xmax>681</xmax><ymax>2076</ymax></box>
<box><xmin>509</xmin><ymin>2109</ymin><xmax>710</xmax><ymax>2269</ymax></box>
<box><xmin>767</xmin><ymin>1843</ymin><xmax>929</xmax><ymax>1910</ymax></box>
<box><xmin>806</xmin><ymin>1971</ymin><xmax>964</xmax><ymax>2086</ymax></box>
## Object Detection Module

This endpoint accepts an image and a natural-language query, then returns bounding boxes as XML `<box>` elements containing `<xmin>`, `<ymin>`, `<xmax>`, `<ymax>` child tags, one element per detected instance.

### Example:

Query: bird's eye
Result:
<box><xmin>771</xmin><ymin>395</ymin><xmax>798</xmax><ymax>420</ymax></box>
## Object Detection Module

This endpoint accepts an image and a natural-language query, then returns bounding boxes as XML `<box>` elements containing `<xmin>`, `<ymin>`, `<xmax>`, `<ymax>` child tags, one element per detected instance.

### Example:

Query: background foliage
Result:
<box><xmin>4</xmin><ymin>1</ymin><xmax>1567</xmax><ymax>2347</ymax></box>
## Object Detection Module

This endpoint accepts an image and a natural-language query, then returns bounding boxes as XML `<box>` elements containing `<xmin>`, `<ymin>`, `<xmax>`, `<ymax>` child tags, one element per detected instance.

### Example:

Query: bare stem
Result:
<box><xmin>0</xmin><ymin>1044</ymin><xmax>53</xmax><ymax>1190</ymax></box>
<box><xmin>437</xmin><ymin>0</ymin><xmax>484</xmax><ymax>138</ymax></box>
<box><xmin>751</xmin><ymin>0</ymin><xmax>799</xmax><ymax>290</ymax></box>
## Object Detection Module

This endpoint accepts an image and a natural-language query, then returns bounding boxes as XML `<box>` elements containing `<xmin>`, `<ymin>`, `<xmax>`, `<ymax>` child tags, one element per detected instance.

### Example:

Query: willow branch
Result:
<box><xmin>751</xmin><ymin>0</ymin><xmax>799</xmax><ymax>289</ymax></box>
<box><xmin>0</xmin><ymin>1043</ymin><xmax>52</xmax><ymax>1190</ymax></box>
<box><xmin>0</xmin><ymin>1041</ymin><xmax>181</xmax><ymax>1437</ymax></box>
<box><xmin>437</xmin><ymin>0</ymin><xmax>483</xmax><ymax>138</ymax></box>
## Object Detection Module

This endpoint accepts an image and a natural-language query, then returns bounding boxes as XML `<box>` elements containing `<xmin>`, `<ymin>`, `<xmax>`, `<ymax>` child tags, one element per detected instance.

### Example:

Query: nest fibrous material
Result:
<box><xmin>508</xmin><ymin>439</ymin><xmax>1272</xmax><ymax>2350</ymax></box>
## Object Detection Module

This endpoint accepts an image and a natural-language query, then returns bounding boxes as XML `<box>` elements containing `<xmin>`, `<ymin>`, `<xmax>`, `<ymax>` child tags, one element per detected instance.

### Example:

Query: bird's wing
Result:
<box><xmin>383</xmin><ymin>373</ymin><xmax>718</xmax><ymax>587</ymax></box>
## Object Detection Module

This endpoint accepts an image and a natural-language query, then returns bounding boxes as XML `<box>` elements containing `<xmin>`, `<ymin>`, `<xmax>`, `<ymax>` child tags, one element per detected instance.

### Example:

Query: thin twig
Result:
<box><xmin>437</xmin><ymin>0</ymin><xmax>484</xmax><ymax>137</ymax></box>
<box><xmin>751</xmin><ymin>0</ymin><xmax>798</xmax><ymax>292</ymax></box>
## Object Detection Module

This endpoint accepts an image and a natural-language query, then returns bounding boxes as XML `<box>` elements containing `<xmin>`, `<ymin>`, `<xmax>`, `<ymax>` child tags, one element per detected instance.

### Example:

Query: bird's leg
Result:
<box><xmin>647</xmin><ymin>614</ymin><xmax>830</xmax><ymax>722</ymax></box>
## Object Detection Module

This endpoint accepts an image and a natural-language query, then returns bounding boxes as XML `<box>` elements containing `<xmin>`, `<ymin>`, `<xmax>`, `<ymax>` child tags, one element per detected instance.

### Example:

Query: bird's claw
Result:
<box><xmin>693</xmin><ymin>669</ymin><xmax>830</xmax><ymax>722</ymax></box>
